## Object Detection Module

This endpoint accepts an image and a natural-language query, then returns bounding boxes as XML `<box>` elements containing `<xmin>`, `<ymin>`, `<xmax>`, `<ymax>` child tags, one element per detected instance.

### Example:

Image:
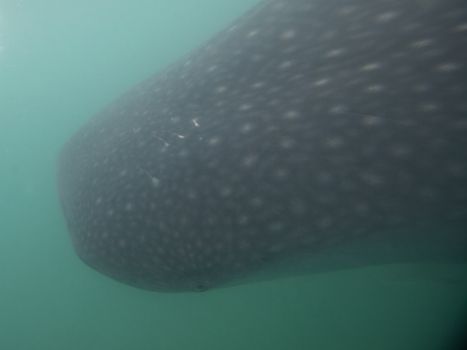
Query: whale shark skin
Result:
<box><xmin>58</xmin><ymin>0</ymin><xmax>467</xmax><ymax>292</ymax></box>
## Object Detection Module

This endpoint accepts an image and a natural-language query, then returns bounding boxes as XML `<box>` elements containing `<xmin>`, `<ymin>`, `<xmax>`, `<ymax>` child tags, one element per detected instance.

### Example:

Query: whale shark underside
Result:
<box><xmin>58</xmin><ymin>0</ymin><xmax>467</xmax><ymax>292</ymax></box>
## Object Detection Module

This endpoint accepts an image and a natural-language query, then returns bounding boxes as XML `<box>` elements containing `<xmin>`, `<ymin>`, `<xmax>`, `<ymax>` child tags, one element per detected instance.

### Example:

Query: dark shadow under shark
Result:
<box><xmin>58</xmin><ymin>0</ymin><xmax>467</xmax><ymax>292</ymax></box>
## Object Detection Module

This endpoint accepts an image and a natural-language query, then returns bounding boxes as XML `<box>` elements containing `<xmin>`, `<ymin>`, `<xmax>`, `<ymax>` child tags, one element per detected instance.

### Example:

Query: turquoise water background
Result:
<box><xmin>0</xmin><ymin>0</ymin><xmax>466</xmax><ymax>349</ymax></box>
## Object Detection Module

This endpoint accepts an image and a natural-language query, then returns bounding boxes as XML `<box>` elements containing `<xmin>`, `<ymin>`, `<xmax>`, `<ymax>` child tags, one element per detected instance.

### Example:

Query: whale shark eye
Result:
<box><xmin>195</xmin><ymin>283</ymin><xmax>207</xmax><ymax>292</ymax></box>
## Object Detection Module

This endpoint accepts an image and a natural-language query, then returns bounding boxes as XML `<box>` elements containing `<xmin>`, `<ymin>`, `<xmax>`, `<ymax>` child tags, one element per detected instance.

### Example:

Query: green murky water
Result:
<box><xmin>0</xmin><ymin>1</ymin><xmax>466</xmax><ymax>349</ymax></box>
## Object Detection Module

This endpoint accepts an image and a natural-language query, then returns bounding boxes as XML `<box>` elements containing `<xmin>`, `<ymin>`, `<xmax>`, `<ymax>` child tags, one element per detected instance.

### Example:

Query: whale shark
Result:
<box><xmin>58</xmin><ymin>0</ymin><xmax>467</xmax><ymax>292</ymax></box>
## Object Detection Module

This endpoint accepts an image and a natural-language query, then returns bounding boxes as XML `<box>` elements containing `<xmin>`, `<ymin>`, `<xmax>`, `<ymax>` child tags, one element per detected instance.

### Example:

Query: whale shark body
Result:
<box><xmin>58</xmin><ymin>0</ymin><xmax>467</xmax><ymax>292</ymax></box>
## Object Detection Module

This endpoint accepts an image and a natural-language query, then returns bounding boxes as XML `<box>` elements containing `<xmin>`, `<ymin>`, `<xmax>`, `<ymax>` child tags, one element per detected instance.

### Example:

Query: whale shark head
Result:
<box><xmin>58</xmin><ymin>0</ymin><xmax>467</xmax><ymax>292</ymax></box>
